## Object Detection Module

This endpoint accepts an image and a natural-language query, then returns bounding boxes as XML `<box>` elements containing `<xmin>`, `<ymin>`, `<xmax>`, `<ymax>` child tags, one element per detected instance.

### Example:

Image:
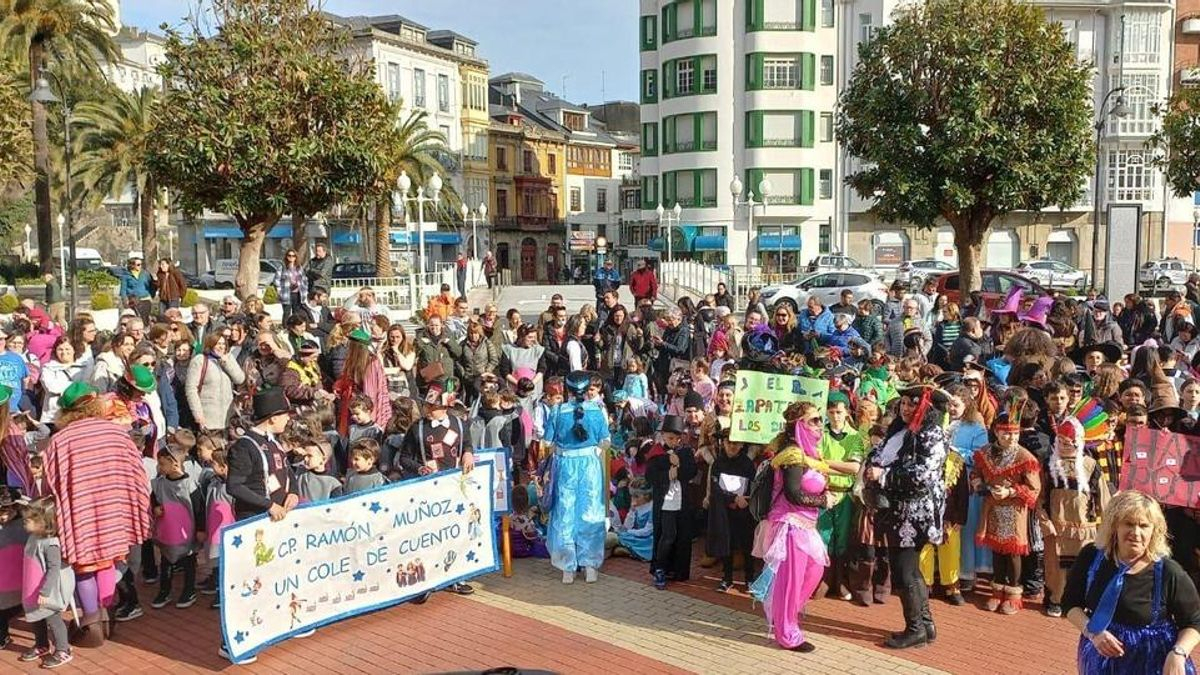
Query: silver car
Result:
<box><xmin>761</xmin><ymin>271</ymin><xmax>887</xmax><ymax>314</ymax></box>
<box><xmin>1139</xmin><ymin>258</ymin><xmax>1194</xmax><ymax>293</ymax></box>
<box><xmin>1015</xmin><ymin>259</ymin><xmax>1088</xmax><ymax>291</ymax></box>
<box><xmin>896</xmin><ymin>259</ymin><xmax>956</xmax><ymax>285</ymax></box>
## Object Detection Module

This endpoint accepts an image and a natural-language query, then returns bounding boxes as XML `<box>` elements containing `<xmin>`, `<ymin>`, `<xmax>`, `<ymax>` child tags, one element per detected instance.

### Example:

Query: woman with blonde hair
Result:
<box><xmin>380</xmin><ymin>322</ymin><xmax>417</xmax><ymax>397</ymax></box>
<box><xmin>1066</xmin><ymin>491</ymin><xmax>1200</xmax><ymax>674</ymax></box>
<box><xmin>240</xmin><ymin>295</ymin><xmax>265</xmax><ymax>317</ymax></box>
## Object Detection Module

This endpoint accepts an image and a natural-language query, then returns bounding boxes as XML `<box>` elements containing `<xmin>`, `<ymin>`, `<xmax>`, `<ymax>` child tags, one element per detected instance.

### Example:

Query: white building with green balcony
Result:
<box><xmin>638</xmin><ymin>0</ymin><xmax>839</xmax><ymax>275</ymax></box>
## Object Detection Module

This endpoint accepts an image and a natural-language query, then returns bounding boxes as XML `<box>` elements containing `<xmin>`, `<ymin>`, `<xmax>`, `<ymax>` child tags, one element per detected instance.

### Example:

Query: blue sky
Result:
<box><xmin>121</xmin><ymin>0</ymin><xmax>638</xmax><ymax>103</ymax></box>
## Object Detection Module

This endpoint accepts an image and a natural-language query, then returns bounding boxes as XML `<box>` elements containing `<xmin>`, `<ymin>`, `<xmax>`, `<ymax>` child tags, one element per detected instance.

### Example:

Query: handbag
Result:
<box><xmin>420</xmin><ymin>361</ymin><xmax>445</xmax><ymax>384</ymax></box>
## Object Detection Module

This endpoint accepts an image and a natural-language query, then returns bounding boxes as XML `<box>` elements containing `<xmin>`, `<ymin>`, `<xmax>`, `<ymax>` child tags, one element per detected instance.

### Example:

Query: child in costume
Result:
<box><xmin>508</xmin><ymin>486</ymin><xmax>549</xmax><ymax>559</ymax></box>
<box><xmin>817</xmin><ymin>392</ymin><xmax>864</xmax><ymax>600</ymax></box>
<box><xmin>646</xmin><ymin>414</ymin><xmax>698</xmax><ymax>589</ymax></box>
<box><xmin>750</xmin><ymin>402</ymin><xmax>830</xmax><ymax>653</ymax></box>
<box><xmin>944</xmin><ymin>383</ymin><xmax>991</xmax><ymax>594</ymax></box>
<box><xmin>971</xmin><ymin>399</ymin><xmax>1041</xmax><ymax>615</ymax></box>
<box><xmin>705</xmin><ymin>421</ymin><xmax>756</xmax><ymax>592</ymax></box>
<box><xmin>0</xmin><ymin>488</ymin><xmax>26</xmax><ymax>649</ymax></box>
<box><xmin>150</xmin><ymin>444</ymin><xmax>204</xmax><ymax>609</ymax></box>
<box><xmin>203</xmin><ymin>447</ymin><xmax>234</xmax><ymax>610</ymax></box>
<box><xmin>19</xmin><ymin>496</ymin><xmax>75</xmax><ymax>668</ymax></box>
<box><xmin>609</xmin><ymin>478</ymin><xmax>654</xmax><ymax>561</ymax></box>
<box><xmin>1041</xmin><ymin>417</ymin><xmax>1108</xmax><ymax>618</ymax></box>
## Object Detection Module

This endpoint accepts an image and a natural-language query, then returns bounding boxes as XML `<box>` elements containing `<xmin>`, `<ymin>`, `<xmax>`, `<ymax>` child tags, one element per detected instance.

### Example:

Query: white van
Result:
<box><xmin>50</xmin><ymin>247</ymin><xmax>106</xmax><ymax>271</ymax></box>
<box><xmin>213</xmin><ymin>258</ymin><xmax>278</xmax><ymax>290</ymax></box>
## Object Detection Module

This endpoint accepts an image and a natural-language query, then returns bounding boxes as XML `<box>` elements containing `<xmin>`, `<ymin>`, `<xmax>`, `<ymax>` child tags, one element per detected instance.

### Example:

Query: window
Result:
<box><xmin>677</xmin><ymin>59</ymin><xmax>694</xmax><ymax>94</ymax></box>
<box><xmin>1106</xmin><ymin>148</ymin><xmax>1156</xmax><ymax>202</ymax></box>
<box><xmin>820</xmin><ymin>112</ymin><xmax>834</xmax><ymax>142</ymax></box>
<box><xmin>746</xmin><ymin>110</ymin><xmax>814</xmax><ymax>148</ymax></box>
<box><xmin>437</xmin><ymin>74</ymin><xmax>450</xmax><ymax>112</ymax></box>
<box><xmin>1108</xmin><ymin>73</ymin><xmax>1160</xmax><ymax>136</ymax></box>
<box><xmin>763</xmin><ymin>58</ymin><xmax>798</xmax><ymax>88</ymax></box>
<box><xmin>821</xmin><ymin>0</ymin><xmax>834</xmax><ymax>27</ymax></box>
<box><xmin>563</xmin><ymin>112</ymin><xmax>586</xmax><ymax>131</ymax></box>
<box><xmin>570</xmin><ymin>187</ymin><xmax>582</xmax><ymax>212</ymax></box>
<box><xmin>548</xmin><ymin>153</ymin><xmax>557</xmax><ymax>174</ymax></box>
<box><xmin>663</xmin><ymin>169</ymin><xmax>718</xmax><ymax>208</ymax></box>
<box><xmin>618</xmin><ymin>152</ymin><xmax>634</xmax><ymax>171</ymax></box>
<box><xmin>701</xmin><ymin>56</ymin><xmax>717</xmax><ymax>92</ymax></box>
<box><xmin>439</xmin><ymin>125</ymin><xmax>451</xmax><ymax>142</ymax></box>
<box><xmin>859</xmin><ymin>13</ymin><xmax>874</xmax><ymax>43</ymax></box>
<box><xmin>597</xmin><ymin>188</ymin><xmax>607</xmax><ymax>213</ymax></box>
<box><xmin>1121</xmin><ymin>12</ymin><xmax>1161</xmax><ymax>65</ymax></box>
<box><xmin>819</xmin><ymin>220</ymin><xmax>831</xmax><ymax>254</ymax></box>
<box><xmin>642</xmin><ymin>122</ymin><xmax>658</xmax><ymax>156</ymax></box>
<box><xmin>413</xmin><ymin>68</ymin><xmax>426</xmax><ymax>107</ymax></box>
<box><xmin>496</xmin><ymin>147</ymin><xmax>508</xmax><ymax>171</ymax></box>
<box><xmin>642</xmin><ymin>175</ymin><xmax>659</xmax><ymax>209</ymax></box>
<box><xmin>641</xmin><ymin>69</ymin><xmax>657</xmax><ymax>103</ymax></box>
<box><xmin>496</xmin><ymin>189</ymin><xmax>508</xmax><ymax>217</ymax></box>
<box><xmin>819</xmin><ymin>169</ymin><xmax>833</xmax><ymax>199</ymax></box>
<box><xmin>622</xmin><ymin>189</ymin><xmax>640</xmax><ymax>210</ymax></box>
<box><xmin>523</xmin><ymin>150</ymin><xmax>535</xmax><ymax>174</ymax></box>
<box><xmin>386</xmin><ymin>62</ymin><xmax>401</xmax><ymax>102</ymax></box>
<box><xmin>820</xmin><ymin>55</ymin><xmax>834</xmax><ymax>86</ymax></box>
<box><xmin>640</xmin><ymin>15</ymin><xmax>657</xmax><ymax>50</ymax></box>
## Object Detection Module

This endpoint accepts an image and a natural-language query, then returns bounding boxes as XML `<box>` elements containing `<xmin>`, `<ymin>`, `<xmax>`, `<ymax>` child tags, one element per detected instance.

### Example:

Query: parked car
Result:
<box><xmin>1139</xmin><ymin>258</ymin><xmax>1194</xmax><ymax>293</ymax></box>
<box><xmin>183</xmin><ymin>270</ymin><xmax>216</xmax><ymax>290</ymax></box>
<box><xmin>213</xmin><ymin>258</ymin><xmax>278</xmax><ymax>290</ymax></box>
<box><xmin>332</xmin><ymin>262</ymin><xmax>379</xmax><ymax>280</ymax></box>
<box><xmin>805</xmin><ymin>253</ymin><xmax>874</xmax><ymax>275</ymax></box>
<box><xmin>934</xmin><ymin>270</ymin><xmax>1047</xmax><ymax>309</ymax></box>
<box><xmin>896</xmin><ymin>259</ymin><xmax>956</xmax><ymax>285</ymax></box>
<box><xmin>1015</xmin><ymin>259</ymin><xmax>1088</xmax><ymax>291</ymax></box>
<box><xmin>761</xmin><ymin>271</ymin><xmax>887</xmax><ymax>314</ymax></box>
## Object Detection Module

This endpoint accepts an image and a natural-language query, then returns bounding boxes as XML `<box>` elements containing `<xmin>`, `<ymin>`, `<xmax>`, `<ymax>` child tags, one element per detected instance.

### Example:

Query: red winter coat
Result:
<box><xmin>630</xmin><ymin>268</ymin><xmax>659</xmax><ymax>302</ymax></box>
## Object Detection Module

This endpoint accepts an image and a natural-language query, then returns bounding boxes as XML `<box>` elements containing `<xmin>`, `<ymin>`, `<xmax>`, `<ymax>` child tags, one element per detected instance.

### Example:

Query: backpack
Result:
<box><xmin>747</xmin><ymin>461</ymin><xmax>776</xmax><ymax>521</ymax></box>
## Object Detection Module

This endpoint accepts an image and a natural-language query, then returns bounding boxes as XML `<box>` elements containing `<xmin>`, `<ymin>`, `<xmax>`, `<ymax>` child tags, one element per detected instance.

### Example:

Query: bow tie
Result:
<box><xmin>432</xmin><ymin>419</ymin><xmax>449</xmax><ymax>429</ymax></box>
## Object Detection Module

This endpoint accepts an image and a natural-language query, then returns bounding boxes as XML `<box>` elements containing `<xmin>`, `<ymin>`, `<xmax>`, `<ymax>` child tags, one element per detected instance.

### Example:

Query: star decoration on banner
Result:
<box><xmin>466</xmin><ymin>551</ymin><xmax>477</xmax><ymax>563</ymax></box>
<box><xmin>353</xmin><ymin>570</ymin><xmax>365</xmax><ymax>582</ymax></box>
<box><xmin>455</xmin><ymin>503</ymin><xmax>465</xmax><ymax>515</ymax></box>
<box><xmin>231</xmin><ymin>535</ymin><xmax>243</xmax><ymax>549</ymax></box>
<box><xmin>368</xmin><ymin>501</ymin><xmax>382</xmax><ymax>514</ymax></box>
<box><xmin>234</xmin><ymin>631</ymin><xmax>246</xmax><ymax>644</ymax></box>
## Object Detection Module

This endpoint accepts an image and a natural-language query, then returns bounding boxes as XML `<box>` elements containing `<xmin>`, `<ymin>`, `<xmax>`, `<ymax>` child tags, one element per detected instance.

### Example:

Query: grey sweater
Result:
<box><xmin>185</xmin><ymin>352</ymin><xmax>247</xmax><ymax>431</ymax></box>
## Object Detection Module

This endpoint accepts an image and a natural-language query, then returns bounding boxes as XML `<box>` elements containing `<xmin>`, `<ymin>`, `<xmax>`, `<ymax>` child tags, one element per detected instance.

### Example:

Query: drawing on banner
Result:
<box><xmin>730</xmin><ymin>371</ymin><xmax>829</xmax><ymax>444</ymax></box>
<box><xmin>473</xmin><ymin>448</ymin><xmax>511</xmax><ymax>515</ymax></box>
<box><xmin>219</xmin><ymin>463</ymin><xmax>499</xmax><ymax>661</ymax></box>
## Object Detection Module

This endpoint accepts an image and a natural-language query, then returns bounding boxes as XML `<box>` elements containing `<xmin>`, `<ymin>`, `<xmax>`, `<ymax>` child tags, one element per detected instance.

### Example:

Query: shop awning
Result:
<box><xmin>648</xmin><ymin>225</ymin><xmax>699</xmax><ymax>252</ymax></box>
<box><xmin>693</xmin><ymin>235</ymin><xmax>727</xmax><ymax>251</ymax></box>
<box><xmin>203</xmin><ymin>224</ymin><xmax>293</xmax><ymax>239</ymax></box>
<box><xmin>389</xmin><ymin>231</ymin><xmax>462</xmax><ymax>246</ymax></box>
<box><xmin>332</xmin><ymin>231</ymin><xmax>362</xmax><ymax>245</ymax></box>
<box><xmin>757</xmin><ymin>234</ymin><xmax>803</xmax><ymax>250</ymax></box>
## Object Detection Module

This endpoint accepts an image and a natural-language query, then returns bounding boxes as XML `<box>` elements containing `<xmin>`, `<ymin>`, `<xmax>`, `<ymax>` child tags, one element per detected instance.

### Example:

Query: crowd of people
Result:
<box><xmin>4</xmin><ymin>252</ymin><xmax>1200</xmax><ymax>672</ymax></box>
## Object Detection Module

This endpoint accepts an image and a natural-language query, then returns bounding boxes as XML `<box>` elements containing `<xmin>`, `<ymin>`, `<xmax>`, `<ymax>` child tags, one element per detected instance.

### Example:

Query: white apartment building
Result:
<box><xmin>836</xmin><ymin>0</ymin><xmax>1182</xmax><ymax>275</ymax></box>
<box><xmin>105</xmin><ymin>27</ymin><xmax>164</xmax><ymax>94</ymax></box>
<box><xmin>638</xmin><ymin>0</ymin><xmax>841</xmax><ymax>275</ymax></box>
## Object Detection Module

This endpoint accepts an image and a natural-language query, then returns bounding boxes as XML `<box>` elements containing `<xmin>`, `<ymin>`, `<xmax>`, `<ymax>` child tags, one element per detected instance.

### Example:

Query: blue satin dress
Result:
<box><xmin>545</xmin><ymin>400</ymin><xmax>611</xmax><ymax>572</ymax></box>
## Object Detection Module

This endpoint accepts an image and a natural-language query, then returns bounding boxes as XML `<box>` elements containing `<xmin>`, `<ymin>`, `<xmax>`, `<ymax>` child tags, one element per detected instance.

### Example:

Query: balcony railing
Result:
<box><xmin>762</xmin><ymin>138</ymin><xmax>799</xmax><ymax>147</ymax></box>
<box><xmin>766</xmin><ymin>194</ymin><xmax>798</xmax><ymax>205</ymax></box>
<box><xmin>763</xmin><ymin>21</ymin><xmax>800</xmax><ymax>30</ymax></box>
<box><xmin>675</xmin><ymin>196</ymin><xmax>718</xmax><ymax>208</ymax></box>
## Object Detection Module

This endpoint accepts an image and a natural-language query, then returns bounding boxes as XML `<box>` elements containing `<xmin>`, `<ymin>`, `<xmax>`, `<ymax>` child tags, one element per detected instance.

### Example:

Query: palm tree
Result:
<box><xmin>73</xmin><ymin>85</ymin><xmax>160</xmax><ymax>263</ymax></box>
<box><xmin>0</xmin><ymin>0</ymin><xmax>117</xmax><ymax>273</ymax></box>
<box><xmin>377</xmin><ymin>107</ymin><xmax>459</xmax><ymax>277</ymax></box>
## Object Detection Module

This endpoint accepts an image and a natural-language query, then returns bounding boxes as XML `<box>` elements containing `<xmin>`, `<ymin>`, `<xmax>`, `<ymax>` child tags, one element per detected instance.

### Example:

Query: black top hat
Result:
<box><xmin>252</xmin><ymin>388</ymin><xmax>290</xmax><ymax>422</ymax></box>
<box><xmin>1148</xmin><ymin>405</ymin><xmax>1189</xmax><ymax>430</ymax></box>
<box><xmin>661</xmin><ymin>415</ymin><xmax>686</xmax><ymax>435</ymax></box>
<box><xmin>683</xmin><ymin>390</ymin><xmax>705</xmax><ymax>411</ymax></box>
<box><xmin>1069</xmin><ymin>342</ymin><xmax>1123</xmax><ymax>366</ymax></box>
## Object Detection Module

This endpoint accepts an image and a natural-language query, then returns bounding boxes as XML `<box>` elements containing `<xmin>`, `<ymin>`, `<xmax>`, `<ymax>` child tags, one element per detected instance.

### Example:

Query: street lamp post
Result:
<box><xmin>1091</xmin><ymin>86</ymin><xmax>1130</xmax><ymax>292</ymax></box>
<box><xmin>23</xmin><ymin>224</ymin><xmax>31</xmax><ymax>262</ymax></box>
<box><xmin>460</xmin><ymin>202</ymin><xmax>488</xmax><ymax>261</ymax></box>
<box><xmin>56</xmin><ymin>214</ymin><xmax>65</xmax><ymax>286</ymax></box>
<box><xmin>394</xmin><ymin>170</ymin><xmax>442</xmax><ymax>297</ymax></box>
<box><xmin>655</xmin><ymin>202</ymin><xmax>682</xmax><ymax>264</ymax></box>
<box><xmin>30</xmin><ymin>70</ymin><xmax>77</xmax><ymax>319</ymax></box>
<box><xmin>730</xmin><ymin>176</ymin><xmax>771</xmax><ymax>281</ymax></box>
<box><xmin>596</xmin><ymin>235</ymin><xmax>608</xmax><ymax>267</ymax></box>
<box><xmin>1193</xmin><ymin>207</ymin><xmax>1200</xmax><ymax>272</ymax></box>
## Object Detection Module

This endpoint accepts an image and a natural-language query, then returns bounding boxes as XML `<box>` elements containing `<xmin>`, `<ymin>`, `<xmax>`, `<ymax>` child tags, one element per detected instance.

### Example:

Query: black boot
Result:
<box><xmin>884</xmin><ymin>582</ymin><xmax>928</xmax><ymax>650</ymax></box>
<box><xmin>920</xmin><ymin>587</ymin><xmax>936</xmax><ymax>643</ymax></box>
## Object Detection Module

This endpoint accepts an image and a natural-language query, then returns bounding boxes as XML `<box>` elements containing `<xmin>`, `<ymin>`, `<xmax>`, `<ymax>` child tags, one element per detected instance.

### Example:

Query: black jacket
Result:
<box><xmin>226</xmin><ymin>429</ymin><xmax>294</xmax><ymax>519</ymax></box>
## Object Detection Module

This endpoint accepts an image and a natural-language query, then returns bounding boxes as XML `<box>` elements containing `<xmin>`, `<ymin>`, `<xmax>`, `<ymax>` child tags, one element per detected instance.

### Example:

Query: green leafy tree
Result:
<box><xmin>0</xmin><ymin>64</ymin><xmax>32</xmax><ymax>192</ymax></box>
<box><xmin>836</xmin><ymin>0</ymin><xmax>1093</xmax><ymax>294</ymax></box>
<box><xmin>1150</xmin><ymin>88</ymin><xmax>1200</xmax><ymax>201</ymax></box>
<box><xmin>0</xmin><ymin>0</ymin><xmax>117</xmax><ymax>273</ymax></box>
<box><xmin>147</xmin><ymin>0</ymin><xmax>394</xmax><ymax>298</ymax></box>
<box><xmin>73</xmin><ymin>86</ymin><xmax>161</xmax><ymax>263</ymax></box>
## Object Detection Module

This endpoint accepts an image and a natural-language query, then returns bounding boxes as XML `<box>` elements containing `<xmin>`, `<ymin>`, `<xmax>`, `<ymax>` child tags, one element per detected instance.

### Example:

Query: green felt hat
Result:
<box><xmin>0</xmin><ymin>384</ymin><xmax>12</xmax><ymax>407</ymax></box>
<box><xmin>60</xmin><ymin>382</ymin><xmax>99</xmax><ymax>410</ymax></box>
<box><xmin>125</xmin><ymin>364</ymin><xmax>157</xmax><ymax>394</ymax></box>
<box><xmin>827</xmin><ymin>389</ymin><xmax>851</xmax><ymax>407</ymax></box>
<box><xmin>349</xmin><ymin>327</ymin><xmax>372</xmax><ymax>345</ymax></box>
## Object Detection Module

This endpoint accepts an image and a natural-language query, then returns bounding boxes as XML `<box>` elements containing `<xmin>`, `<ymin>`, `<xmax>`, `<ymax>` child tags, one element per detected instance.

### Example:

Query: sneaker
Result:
<box><xmin>18</xmin><ymin>646</ymin><xmax>52</xmax><ymax>663</ymax></box>
<box><xmin>114</xmin><ymin>604</ymin><xmax>144</xmax><ymax>622</ymax></box>
<box><xmin>410</xmin><ymin>592</ymin><xmax>432</xmax><ymax>605</ymax></box>
<box><xmin>1046</xmin><ymin>602</ymin><xmax>1063</xmax><ymax>618</ymax></box>
<box><xmin>291</xmin><ymin>628</ymin><xmax>316</xmax><ymax>639</ymax></box>
<box><xmin>946</xmin><ymin>592</ymin><xmax>966</xmax><ymax>606</ymax></box>
<box><xmin>0</xmin><ymin>635</ymin><xmax>11</xmax><ymax>650</ymax></box>
<box><xmin>40</xmin><ymin>651</ymin><xmax>72</xmax><ymax>670</ymax></box>
<box><xmin>150</xmin><ymin>590</ymin><xmax>172</xmax><ymax>609</ymax></box>
<box><xmin>716</xmin><ymin>580</ymin><xmax>734</xmax><ymax>593</ymax></box>
<box><xmin>176</xmin><ymin>592</ymin><xmax>198</xmax><ymax>609</ymax></box>
<box><xmin>562</xmin><ymin>570</ymin><xmax>575</xmax><ymax>584</ymax></box>
<box><xmin>199</xmin><ymin>577</ymin><xmax>217</xmax><ymax>595</ymax></box>
<box><xmin>141</xmin><ymin>574</ymin><xmax>158</xmax><ymax>585</ymax></box>
<box><xmin>445</xmin><ymin>583</ymin><xmax>475</xmax><ymax>596</ymax></box>
<box><xmin>653</xmin><ymin>569</ymin><xmax>667</xmax><ymax>590</ymax></box>
<box><xmin>584</xmin><ymin>567</ymin><xmax>598</xmax><ymax>584</ymax></box>
<box><xmin>218</xmin><ymin>646</ymin><xmax>257</xmax><ymax>665</ymax></box>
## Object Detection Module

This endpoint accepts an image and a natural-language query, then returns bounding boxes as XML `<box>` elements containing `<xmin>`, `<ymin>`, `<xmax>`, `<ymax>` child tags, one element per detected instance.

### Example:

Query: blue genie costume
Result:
<box><xmin>543</xmin><ymin>371</ymin><xmax>611</xmax><ymax>582</ymax></box>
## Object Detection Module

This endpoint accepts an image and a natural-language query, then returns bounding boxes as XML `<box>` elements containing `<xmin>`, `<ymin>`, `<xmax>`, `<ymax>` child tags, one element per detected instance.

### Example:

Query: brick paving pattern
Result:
<box><xmin>2</xmin><ymin>554</ymin><xmax>1078</xmax><ymax>674</ymax></box>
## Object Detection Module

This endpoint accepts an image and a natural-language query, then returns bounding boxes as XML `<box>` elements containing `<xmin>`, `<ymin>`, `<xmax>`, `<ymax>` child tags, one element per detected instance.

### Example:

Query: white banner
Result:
<box><xmin>474</xmin><ymin>448</ymin><xmax>511</xmax><ymax>515</ymax></box>
<box><xmin>219</xmin><ymin>463</ymin><xmax>499</xmax><ymax>660</ymax></box>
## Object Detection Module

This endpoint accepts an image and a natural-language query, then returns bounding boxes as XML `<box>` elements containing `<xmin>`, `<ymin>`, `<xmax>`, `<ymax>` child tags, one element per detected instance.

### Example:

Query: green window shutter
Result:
<box><xmin>802</xmin><ymin>0</ymin><xmax>816</xmax><ymax>31</ymax></box>
<box><xmin>694</xmin><ymin>113</ymin><xmax>703</xmax><ymax>150</ymax></box>
<box><xmin>800</xmin><ymin>53</ymin><xmax>816</xmax><ymax>90</ymax></box>
<box><xmin>664</xmin><ymin>60</ymin><xmax>676</xmax><ymax>99</ymax></box>
<box><xmin>747</xmin><ymin>169</ymin><xmax>765</xmax><ymax>197</ymax></box>
<box><xmin>693</xmin><ymin>0</ymin><xmax>702</xmax><ymax>34</ymax></box>
<box><xmin>693</xmin><ymin>170</ymin><xmax>703</xmax><ymax>206</ymax></box>
<box><xmin>641</xmin><ymin>16</ymin><xmax>657</xmax><ymax>50</ymax></box>
<box><xmin>663</xmin><ymin>116</ymin><xmax>673</xmax><ymax>153</ymax></box>
<box><xmin>663</xmin><ymin>171</ymin><xmax>675</xmax><ymax>207</ymax></box>
<box><xmin>746</xmin><ymin>111</ymin><xmax>763</xmax><ymax>148</ymax></box>
<box><xmin>748</xmin><ymin>0</ymin><xmax>764</xmax><ymax>31</ymax></box>
<box><xmin>798</xmin><ymin>168</ymin><xmax>815</xmax><ymax>205</ymax></box>
<box><xmin>746</xmin><ymin>54</ymin><xmax>764</xmax><ymax>91</ymax></box>
<box><xmin>800</xmin><ymin>111</ymin><xmax>815</xmax><ymax>148</ymax></box>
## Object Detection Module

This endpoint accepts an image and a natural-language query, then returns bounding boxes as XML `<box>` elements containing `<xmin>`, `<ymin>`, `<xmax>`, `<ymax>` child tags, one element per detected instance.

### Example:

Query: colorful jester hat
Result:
<box><xmin>1071</xmin><ymin>397</ymin><xmax>1111</xmax><ymax>444</ymax></box>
